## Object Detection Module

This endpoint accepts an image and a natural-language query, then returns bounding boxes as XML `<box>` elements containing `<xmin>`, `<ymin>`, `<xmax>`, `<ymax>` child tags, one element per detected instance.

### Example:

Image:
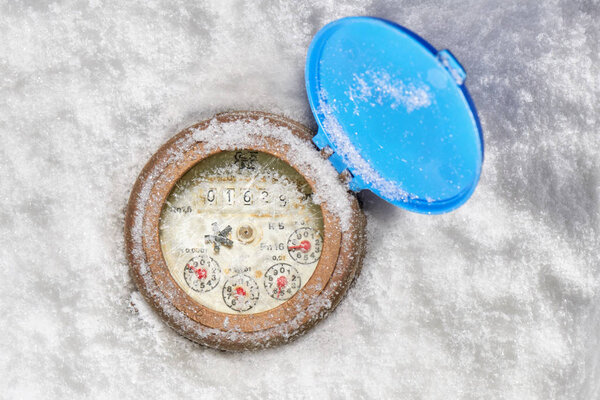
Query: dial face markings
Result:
<box><xmin>264</xmin><ymin>263</ymin><xmax>301</xmax><ymax>300</ymax></box>
<box><xmin>183</xmin><ymin>255</ymin><xmax>221</xmax><ymax>292</ymax></box>
<box><xmin>222</xmin><ymin>274</ymin><xmax>260</xmax><ymax>312</ymax></box>
<box><xmin>159</xmin><ymin>151</ymin><xmax>325</xmax><ymax>314</ymax></box>
<box><xmin>126</xmin><ymin>112</ymin><xmax>368</xmax><ymax>351</ymax></box>
<box><xmin>287</xmin><ymin>227</ymin><xmax>323</xmax><ymax>264</ymax></box>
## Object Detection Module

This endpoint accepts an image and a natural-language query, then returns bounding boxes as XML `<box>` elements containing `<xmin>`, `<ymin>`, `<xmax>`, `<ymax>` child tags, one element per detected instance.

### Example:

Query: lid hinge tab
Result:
<box><xmin>313</xmin><ymin>127</ymin><xmax>350</xmax><ymax>173</ymax></box>
<box><xmin>437</xmin><ymin>49</ymin><xmax>466</xmax><ymax>85</ymax></box>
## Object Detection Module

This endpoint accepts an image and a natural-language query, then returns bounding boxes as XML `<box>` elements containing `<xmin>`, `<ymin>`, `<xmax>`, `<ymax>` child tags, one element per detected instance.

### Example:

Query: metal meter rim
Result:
<box><xmin>124</xmin><ymin>111</ymin><xmax>366</xmax><ymax>351</ymax></box>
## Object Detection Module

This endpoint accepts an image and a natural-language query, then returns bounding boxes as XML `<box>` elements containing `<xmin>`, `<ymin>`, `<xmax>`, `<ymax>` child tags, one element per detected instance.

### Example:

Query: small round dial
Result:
<box><xmin>183</xmin><ymin>255</ymin><xmax>221</xmax><ymax>292</ymax></box>
<box><xmin>264</xmin><ymin>263</ymin><xmax>301</xmax><ymax>300</ymax></box>
<box><xmin>222</xmin><ymin>274</ymin><xmax>260</xmax><ymax>312</ymax></box>
<box><xmin>287</xmin><ymin>227</ymin><xmax>323</xmax><ymax>264</ymax></box>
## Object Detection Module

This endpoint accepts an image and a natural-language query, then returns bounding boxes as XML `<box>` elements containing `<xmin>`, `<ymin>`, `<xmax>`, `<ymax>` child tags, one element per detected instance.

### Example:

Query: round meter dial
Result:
<box><xmin>287</xmin><ymin>227</ymin><xmax>322</xmax><ymax>264</ymax></box>
<box><xmin>183</xmin><ymin>255</ymin><xmax>221</xmax><ymax>293</ymax></box>
<box><xmin>125</xmin><ymin>111</ymin><xmax>366</xmax><ymax>351</ymax></box>
<box><xmin>158</xmin><ymin>149</ymin><xmax>324</xmax><ymax>315</ymax></box>
<box><xmin>222</xmin><ymin>274</ymin><xmax>260</xmax><ymax>312</ymax></box>
<box><xmin>264</xmin><ymin>263</ymin><xmax>301</xmax><ymax>300</ymax></box>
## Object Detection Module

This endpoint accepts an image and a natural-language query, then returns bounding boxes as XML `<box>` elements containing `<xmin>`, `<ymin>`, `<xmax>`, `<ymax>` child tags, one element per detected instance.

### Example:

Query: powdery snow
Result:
<box><xmin>346</xmin><ymin>70</ymin><xmax>432</xmax><ymax>113</ymax></box>
<box><xmin>319</xmin><ymin>90</ymin><xmax>411</xmax><ymax>202</ymax></box>
<box><xmin>0</xmin><ymin>1</ymin><xmax>599</xmax><ymax>399</ymax></box>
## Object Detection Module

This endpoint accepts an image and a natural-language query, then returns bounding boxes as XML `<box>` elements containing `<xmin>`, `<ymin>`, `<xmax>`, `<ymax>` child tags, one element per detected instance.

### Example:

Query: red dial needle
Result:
<box><xmin>187</xmin><ymin>264</ymin><xmax>207</xmax><ymax>280</ymax></box>
<box><xmin>288</xmin><ymin>240</ymin><xmax>311</xmax><ymax>253</ymax></box>
<box><xmin>235</xmin><ymin>286</ymin><xmax>247</xmax><ymax>297</ymax></box>
<box><xmin>276</xmin><ymin>276</ymin><xmax>287</xmax><ymax>298</ymax></box>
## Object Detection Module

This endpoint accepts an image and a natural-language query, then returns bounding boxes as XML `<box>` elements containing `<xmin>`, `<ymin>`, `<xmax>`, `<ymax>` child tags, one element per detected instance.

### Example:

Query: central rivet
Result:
<box><xmin>237</xmin><ymin>224</ymin><xmax>255</xmax><ymax>243</ymax></box>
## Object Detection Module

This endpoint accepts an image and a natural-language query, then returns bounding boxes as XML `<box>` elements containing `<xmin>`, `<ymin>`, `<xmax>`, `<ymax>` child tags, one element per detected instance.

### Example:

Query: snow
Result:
<box><xmin>0</xmin><ymin>1</ymin><xmax>599</xmax><ymax>399</ymax></box>
<box><xmin>191</xmin><ymin>116</ymin><xmax>354</xmax><ymax>229</ymax></box>
<box><xmin>346</xmin><ymin>70</ymin><xmax>432</xmax><ymax>113</ymax></box>
<box><xmin>319</xmin><ymin>90</ymin><xmax>411</xmax><ymax>202</ymax></box>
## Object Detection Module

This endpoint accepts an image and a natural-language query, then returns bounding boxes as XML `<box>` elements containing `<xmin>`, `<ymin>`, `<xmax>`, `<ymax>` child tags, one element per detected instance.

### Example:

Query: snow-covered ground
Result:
<box><xmin>1</xmin><ymin>1</ymin><xmax>599</xmax><ymax>398</ymax></box>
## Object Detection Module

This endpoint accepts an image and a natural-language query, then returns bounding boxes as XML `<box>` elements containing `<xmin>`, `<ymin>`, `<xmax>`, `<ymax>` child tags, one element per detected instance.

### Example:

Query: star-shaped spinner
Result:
<box><xmin>204</xmin><ymin>222</ymin><xmax>233</xmax><ymax>252</ymax></box>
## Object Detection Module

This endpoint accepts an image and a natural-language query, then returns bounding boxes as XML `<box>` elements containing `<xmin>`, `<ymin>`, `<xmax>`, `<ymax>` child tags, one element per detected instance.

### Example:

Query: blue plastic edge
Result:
<box><xmin>305</xmin><ymin>16</ymin><xmax>484</xmax><ymax>215</ymax></box>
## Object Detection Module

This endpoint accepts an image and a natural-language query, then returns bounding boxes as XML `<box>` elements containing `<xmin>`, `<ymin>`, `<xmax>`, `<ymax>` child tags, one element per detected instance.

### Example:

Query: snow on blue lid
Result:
<box><xmin>305</xmin><ymin>17</ymin><xmax>484</xmax><ymax>214</ymax></box>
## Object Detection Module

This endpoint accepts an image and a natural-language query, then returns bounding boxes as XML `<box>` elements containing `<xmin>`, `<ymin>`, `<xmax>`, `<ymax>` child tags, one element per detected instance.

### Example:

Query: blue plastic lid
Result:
<box><xmin>305</xmin><ymin>17</ymin><xmax>484</xmax><ymax>214</ymax></box>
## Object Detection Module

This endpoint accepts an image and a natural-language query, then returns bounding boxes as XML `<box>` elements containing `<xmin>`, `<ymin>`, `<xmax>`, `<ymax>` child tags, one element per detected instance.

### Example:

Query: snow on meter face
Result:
<box><xmin>159</xmin><ymin>150</ymin><xmax>326</xmax><ymax>313</ymax></box>
<box><xmin>125</xmin><ymin>17</ymin><xmax>483</xmax><ymax>351</ymax></box>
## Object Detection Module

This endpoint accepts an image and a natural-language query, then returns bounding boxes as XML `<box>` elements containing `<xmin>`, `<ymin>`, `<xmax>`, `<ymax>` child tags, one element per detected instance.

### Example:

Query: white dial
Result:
<box><xmin>264</xmin><ymin>263</ymin><xmax>301</xmax><ymax>300</ymax></box>
<box><xmin>159</xmin><ymin>150</ymin><xmax>324</xmax><ymax>314</ymax></box>
<box><xmin>287</xmin><ymin>227</ymin><xmax>323</xmax><ymax>264</ymax></box>
<box><xmin>183</xmin><ymin>255</ymin><xmax>221</xmax><ymax>292</ymax></box>
<box><xmin>222</xmin><ymin>274</ymin><xmax>260</xmax><ymax>312</ymax></box>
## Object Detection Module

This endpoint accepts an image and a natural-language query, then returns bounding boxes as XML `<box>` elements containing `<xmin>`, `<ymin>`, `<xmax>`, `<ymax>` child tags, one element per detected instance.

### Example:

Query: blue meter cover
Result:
<box><xmin>306</xmin><ymin>17</ymin><xmax>484</xmax><ymax>214</ymax></box>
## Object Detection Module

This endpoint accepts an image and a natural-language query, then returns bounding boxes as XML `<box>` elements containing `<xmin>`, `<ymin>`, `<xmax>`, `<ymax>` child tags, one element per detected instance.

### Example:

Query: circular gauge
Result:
<box><xmin>222</xmin><ymin>274</ymin><xmax>260</xmax><ymax>312</ymax></box>
<box><xmin>125</xmin><ymin>111</ymin><xmax>366</xmax><ymax>351</ymax></box>
<box><xmin>183</xmin><ymin>255</ymin><xmax>220</xmax><ymax>292</ymax></box>
<box><xmin>287</xmin><ymin>227</ymin><xmax>323</xmax><ymax>264</ymax></box>
<box><xmin>264</xmin><ymin>263</ymin><xmax>301</xmax><ymax>300</ymax></box>
<box><xmin>158</xmin><ymin>148</ymin><xmax>325</xmax><ymax>315</ymax></box>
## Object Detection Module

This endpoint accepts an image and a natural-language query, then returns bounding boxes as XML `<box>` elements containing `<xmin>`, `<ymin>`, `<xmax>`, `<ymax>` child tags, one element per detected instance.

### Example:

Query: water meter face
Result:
<box><xmin>159</xmin><ymin>150</ymin><xmax>324</xmax><ymax>314</ymax></box>
<box><xmin>125</xmin><ymin>111</ymin><xmax>366</xmax><ymax>351</ymax></box>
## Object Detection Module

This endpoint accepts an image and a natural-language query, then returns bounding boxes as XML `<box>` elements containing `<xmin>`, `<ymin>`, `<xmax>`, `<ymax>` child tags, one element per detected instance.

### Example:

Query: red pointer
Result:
<box><xmin>276</xmin><ymin>276</ymin><xmax>287</xmax><ymax>298</ymax></box>
<box><xmin>235</xmin><ymin>286</ymin><xmax>247</xmax><ymax>297</ymax></box>
<box><xmin>288</xmin><ymin>240</ymin><xmax>311</xmax><ymax>253</ymax></box>
<box><xmin>187</xmin><ymin>264</ymin><xmax>207</xmax><ymax>280</ymax></box>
